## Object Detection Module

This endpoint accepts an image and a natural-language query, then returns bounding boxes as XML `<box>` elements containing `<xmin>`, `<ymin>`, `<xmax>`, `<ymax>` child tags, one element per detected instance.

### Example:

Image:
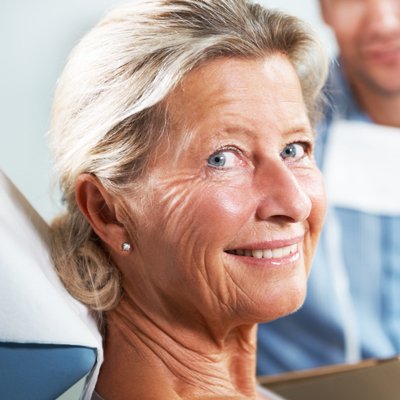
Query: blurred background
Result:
<box><xmin>0</xmin><ymin>0</ymin><xmax>336</xmax><ymax>223</ymax></box>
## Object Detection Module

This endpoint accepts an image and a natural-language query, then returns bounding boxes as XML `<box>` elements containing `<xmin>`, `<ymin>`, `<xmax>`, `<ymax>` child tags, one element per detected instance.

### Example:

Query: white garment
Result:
<box><xmin>324</xmin><ymin>120</ymin><xmax>400</xmax><ymax>215</ymax></box>
<box><xmin>91</xmin><ymin>386</ymin><xmax>286</xmax><ymax>400</ymax></box>
<box><xmin>323</xmin><ymin>119</ymin><xmax>400</xmax><ymax>363</ymax></box>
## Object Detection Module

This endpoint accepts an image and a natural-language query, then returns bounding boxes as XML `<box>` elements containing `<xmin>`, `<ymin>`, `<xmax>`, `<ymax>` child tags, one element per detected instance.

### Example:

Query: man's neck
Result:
<box><xmin>95</xmin><ymin>296</ymin><xmax>259</xmax><ymax>399</ymax></box>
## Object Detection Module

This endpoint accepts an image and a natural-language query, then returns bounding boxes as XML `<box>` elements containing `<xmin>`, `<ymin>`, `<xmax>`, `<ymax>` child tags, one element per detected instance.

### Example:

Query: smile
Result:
<box><xmin>364</xmin><ymin>45</ymin><xmax>400</xmax><ymax>64</ymax></box>
<box><xmin>225</xmin><ymin>243</ymin><xmax>298</xmax><ymax>259</ymax></box>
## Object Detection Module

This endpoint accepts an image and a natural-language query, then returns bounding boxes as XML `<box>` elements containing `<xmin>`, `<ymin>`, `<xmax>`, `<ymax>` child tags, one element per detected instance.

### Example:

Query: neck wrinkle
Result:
<box><xmin>105</xmin><ymin>295</ymin><xmax>258</xmax><ymax>398</ymax></box>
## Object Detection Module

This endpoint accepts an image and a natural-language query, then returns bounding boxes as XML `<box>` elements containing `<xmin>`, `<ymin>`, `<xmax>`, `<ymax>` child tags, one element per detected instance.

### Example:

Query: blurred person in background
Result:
<box><xmin>258</xmin><ymin>0</ymin><xmax>400</xmax><ymax>375</ymax></box>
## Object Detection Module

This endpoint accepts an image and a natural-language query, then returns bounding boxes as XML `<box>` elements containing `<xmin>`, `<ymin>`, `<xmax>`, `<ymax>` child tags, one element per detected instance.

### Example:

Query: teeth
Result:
<box><xmin>263</xmin><ymin>249</ymin><xmax>272</xmax><ymax>258</ymax></box>
<box><xmin>229</xmin><ymin>243</ymin><xmax>298</xmax><ymax>259</ymax></box>
<box><xmin>252</xmin><ymin>249</ymin><xmax>263</xmax><ymax>259</ymax></box>
<box><xmin>282</xmin><ymin>246</ymin><xmax>291</xmax><ymax>257</ymax></box>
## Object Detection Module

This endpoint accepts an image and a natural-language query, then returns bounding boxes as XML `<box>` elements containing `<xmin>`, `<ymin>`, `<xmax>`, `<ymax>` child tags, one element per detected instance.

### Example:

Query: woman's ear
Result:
<box><xmin>75</xmin><ymin>173</ymin><xmax>131</xmax><ymax>254</ymax></box>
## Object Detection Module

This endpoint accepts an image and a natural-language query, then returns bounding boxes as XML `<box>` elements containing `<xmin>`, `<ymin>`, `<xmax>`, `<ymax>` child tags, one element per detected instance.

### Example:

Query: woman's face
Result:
<box><xmin>124</xmin><ymin>54</ymin><xmax>326</xmax><ymax>327</ymax></box>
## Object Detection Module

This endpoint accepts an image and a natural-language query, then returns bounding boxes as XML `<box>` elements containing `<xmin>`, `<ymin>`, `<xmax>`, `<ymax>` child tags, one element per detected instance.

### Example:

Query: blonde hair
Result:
<box><xmin>49</xmin><ymin>0</ymin><xmax>328</xmax><ymax>312</ymax></box>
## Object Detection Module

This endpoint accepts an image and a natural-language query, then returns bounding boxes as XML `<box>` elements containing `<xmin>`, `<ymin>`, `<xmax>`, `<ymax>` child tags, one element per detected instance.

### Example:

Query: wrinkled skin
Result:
<box><xmin>92</xmin><ymin>54</ymin><xmax>326</xmax><ymax>399</ymax></box>
<box><xmin>123</xmin><ymin>55</ymin><xmax>325</xmax><ymax>326</ymax></box>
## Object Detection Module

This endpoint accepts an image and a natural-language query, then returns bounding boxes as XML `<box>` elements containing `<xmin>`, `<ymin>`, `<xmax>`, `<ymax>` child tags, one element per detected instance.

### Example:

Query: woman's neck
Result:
<box><xmin>95</xmin><ymin>295</ymin><xmax>259</xmax><ymax>399</ymax></box>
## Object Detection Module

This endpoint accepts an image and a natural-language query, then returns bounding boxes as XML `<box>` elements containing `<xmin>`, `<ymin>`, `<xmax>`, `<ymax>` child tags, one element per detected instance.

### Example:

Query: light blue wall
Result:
<box><xmin>1</xmin><ymin>0</ymin><xmax>335</xmax><ymax>222</ymax></box>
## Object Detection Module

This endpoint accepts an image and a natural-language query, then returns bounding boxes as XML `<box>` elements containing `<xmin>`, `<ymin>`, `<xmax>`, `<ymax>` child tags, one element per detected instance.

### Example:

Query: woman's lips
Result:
<box><xmin>226</xmin><ymin>243</ymin><xmax>298</xmax><ymax>259</ymax></box>
<box><xmin>224</xmin><ymin>235</ymin><xmax>304</xmax><ymax>263</ymax></box>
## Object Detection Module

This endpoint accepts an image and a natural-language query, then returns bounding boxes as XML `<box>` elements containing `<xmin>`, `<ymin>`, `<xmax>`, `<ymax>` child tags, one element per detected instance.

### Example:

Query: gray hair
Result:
<box><xmin>49</xmin><ymin>0</ymin><xmax>328</xmax><ymax>311</ymax></box>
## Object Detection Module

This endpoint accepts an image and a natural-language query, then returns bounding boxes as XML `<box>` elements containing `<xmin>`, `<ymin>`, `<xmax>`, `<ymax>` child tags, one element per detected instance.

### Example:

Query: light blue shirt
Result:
<box><xmin>257</xmin><ymin>59</ymin><xmax>400</xmax><ymax>375</ymax></box>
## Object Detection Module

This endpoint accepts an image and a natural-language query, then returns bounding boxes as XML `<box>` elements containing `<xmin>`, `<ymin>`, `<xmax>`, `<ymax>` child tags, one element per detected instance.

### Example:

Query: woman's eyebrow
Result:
<box><xmin>220</xmin><ymin>122</ymin><xmax>314</xmax><ymax>139</ymax></box>
<box><xmin>286</xmin><ymin>125</ymin><xmax>314</xmax><ymax>136</ymax></box>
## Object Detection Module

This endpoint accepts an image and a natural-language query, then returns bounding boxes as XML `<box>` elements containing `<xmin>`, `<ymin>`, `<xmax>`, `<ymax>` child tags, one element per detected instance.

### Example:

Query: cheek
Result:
<box><xmin>296</xmin><ymin>167</ymin><xmax>326</xmax><ymax>230</ymax></box>
<box><xmin>333</xmin><ymin>19</ymin><xmax>362</xmax><ymax>53</ymax></box>
<box><xmin>309</xmin><ymin>174</ymin><xmax>327</xmax><ymax>235</ymax></box>
<box><xmin>151</xmin><ymin>173</ymin><xmax>256</xmax><ymax>247</ymax></box>
<box><xmin>327</xmin><ymin>3</ymin><xmax>364</xmax><ymax>44</ymax></box>
<box><xmin>300</xmin><ymin>170</ymin><xmax>326</xmax><ymax>259</ymax></box>
<box><xmin>326</xmin><ymin>11</ymin><xmax>359</xmax><ymax>49</ymax></box>
<box><xmin>195</xmin><ymin>185</ymin><xmax>255</xmax><ymax>232</ymax></box>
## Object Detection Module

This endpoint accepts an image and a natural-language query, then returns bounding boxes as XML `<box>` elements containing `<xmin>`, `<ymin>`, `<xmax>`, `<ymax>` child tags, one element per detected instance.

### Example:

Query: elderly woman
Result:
<box><xmin>49</xmin><ymin>0</ymin><xmax>327</xmax><ymax>399</ymax></box>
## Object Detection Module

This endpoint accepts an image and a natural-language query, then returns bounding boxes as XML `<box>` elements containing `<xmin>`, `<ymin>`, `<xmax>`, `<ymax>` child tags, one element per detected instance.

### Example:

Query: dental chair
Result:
<box><xmin>0</xmin><ymin>170</ymin><xmax>102</xmax><ymax>400</ymax></box>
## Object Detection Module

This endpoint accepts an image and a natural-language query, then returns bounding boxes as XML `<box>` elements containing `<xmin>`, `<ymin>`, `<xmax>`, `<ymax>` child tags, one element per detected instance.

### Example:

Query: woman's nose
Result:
<box><xmin>255</xmin><ymin>161</ymin><xmax>312</xmax><ymax>223</ymax></box>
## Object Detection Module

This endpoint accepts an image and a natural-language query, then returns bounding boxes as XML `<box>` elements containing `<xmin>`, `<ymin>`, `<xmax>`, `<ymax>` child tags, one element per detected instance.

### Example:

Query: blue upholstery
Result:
<box><xmin>0</xmin><ymin>343</ymin><xmax>96</xmax><ymax>400</ymax></box>
<box><xmin>0</xmin><ymin>170</ymin><xmax>102</xmax><ymax>399</ymax></box>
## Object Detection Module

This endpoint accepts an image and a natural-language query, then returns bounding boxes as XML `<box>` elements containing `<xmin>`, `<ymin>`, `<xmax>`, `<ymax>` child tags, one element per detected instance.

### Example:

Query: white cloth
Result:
<box><xmin>256</xmin><ymin>385</ymin><xmax>287</xmax><ymax>400</ymax></box>
<box><xmin>92</xmin><ymin>386</ymin><xmax>286</xmax><ymax>400</ymax></box>
<box><xmin>324</xmin><ymin>120</ymin><xmax>400</xmax><ymax>215</ymax></box>
<box><xmin>0</xmin><ymin>170</ymin><xmax>103</xmax><ymax>400</ymax></box>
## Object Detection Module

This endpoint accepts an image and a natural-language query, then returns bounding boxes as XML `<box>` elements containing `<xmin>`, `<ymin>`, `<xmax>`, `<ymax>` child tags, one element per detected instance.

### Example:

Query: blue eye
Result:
<box><xmin>207</xmin><ymin>151</ymin><xmax>227</xmax><ymax>167</ymax></box>
<box><xmin>280</xmin><ymin>143</ymin><xmax>307</xmax><ymax>161</ymax></box>
<box><xmin>207</xmin><ymin>149</ymin><xmax>243</xmax><ymax>169</ymax></box>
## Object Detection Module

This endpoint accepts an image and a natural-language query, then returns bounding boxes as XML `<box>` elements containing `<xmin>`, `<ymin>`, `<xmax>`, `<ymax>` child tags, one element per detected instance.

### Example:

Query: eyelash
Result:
<box><xmin>207</xmin><ymin>145</ymin><xmax>244</xmax><ymax>168</ymax></box>
<box><xmin>287</xmin><ymin>140</ymin><xmax>312</xmax><ymax>153</ymax></box>
<box><xmin>207</xmin><ymin>139</ymin><xmax>313</xmax><ymax>169</ymax></box>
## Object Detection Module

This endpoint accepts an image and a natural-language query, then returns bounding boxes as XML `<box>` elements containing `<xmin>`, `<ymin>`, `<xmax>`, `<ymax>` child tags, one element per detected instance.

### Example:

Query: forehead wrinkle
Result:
<box><xmin>158</xmin><ymin>55</ymin><xmax>312</xmax><ymax>168</ymax></box>
<box><xmin>169</xmin><ymin>60</ymin><xmax>265</xmax><ymax>123</ymax></box>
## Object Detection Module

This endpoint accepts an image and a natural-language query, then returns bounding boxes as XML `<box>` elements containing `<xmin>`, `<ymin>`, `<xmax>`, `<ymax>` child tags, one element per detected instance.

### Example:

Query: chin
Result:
<box><xmin>255</xmin><ymin>284</ymin><xmax>307</xmax><ymax>323</ymax></box>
